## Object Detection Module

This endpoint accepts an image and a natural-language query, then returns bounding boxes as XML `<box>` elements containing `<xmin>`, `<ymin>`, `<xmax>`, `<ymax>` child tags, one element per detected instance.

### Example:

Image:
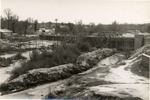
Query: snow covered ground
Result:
<box><xmin>0</xmin><ymin>53</ymin><xmax>16</xmax><ymax>59</ymax></box>
<box><xmin>22</xmin><ymin>40</ymin><xmax>58</xmax><ymax>49</ymax></box>
<box><xmin>89</xmin><ymin>54</ymin><xmax>149</xmax><ymax>100</ymax></box>
<box><xmin>0</xmin><ymin>51</ymin><xmax>30</xmax><ymax>84</ymax></box>
<box><xmin>0</xmin><ymin>53</ymin><xmax>149</xmax><ymax>100</ymax></box>
<box><xmin>0</xmin><ymin>40</ymin><xmax>55</xmax><ymax>84</ymax></box>
<box><xmin>0</xmin><ymin>60</ymin><xmax>24</xmax><ymax>84</ymax></box>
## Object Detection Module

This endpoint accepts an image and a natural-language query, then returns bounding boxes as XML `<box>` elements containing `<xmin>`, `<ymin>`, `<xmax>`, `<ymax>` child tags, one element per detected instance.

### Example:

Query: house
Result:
<box><xmin>37</xmin><ymin>28</ymin><xmax>55</xmax><ymax>35</ymax></box>
<box><xmin>0</xmin><ymin>29</ymin><xmax>12</xmax><ymax>39</ymax></box>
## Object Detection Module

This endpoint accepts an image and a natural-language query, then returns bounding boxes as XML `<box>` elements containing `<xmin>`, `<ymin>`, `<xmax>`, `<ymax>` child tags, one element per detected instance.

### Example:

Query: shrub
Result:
<box><xmin>10</xmin><ymin>61</ymin><xmax>41</xmax><ymax>80</ymax></box>
<box><xmin>76</xmin><ymin>42</ymin><xmax>92</xmax><ymax>52</ymax></box>
<box><xmin>29</xmin><ymin>50</ymin><xmax>41</xmax><ymax>61</ymax></box>
<box><xmin>0</xmin><ymin>57</ymin><xmax>13</xmax><ymax>67</ymax></box>
<box><xmin>0</xmin><ymin>83</ymin><xmax>9</xmax><ymax>91</ymax></box>
<box><xmin>0</xmin><ymin>53</ymin><xmax>26</xmax><ymax>68</ymax></box>
<box><xmin>0</xmin><ymin>45</ymin><xmax>13</xmax><ymax>52</ymax></box>
<box><xmin>10</xmin><ymin>44</ymin><xmax>81</xmax><ymax>80</ymax></box>
<box><xmin>14</xmin><ymin>52</ymin><xmax>26</xmax><ymax>60</ymax></box>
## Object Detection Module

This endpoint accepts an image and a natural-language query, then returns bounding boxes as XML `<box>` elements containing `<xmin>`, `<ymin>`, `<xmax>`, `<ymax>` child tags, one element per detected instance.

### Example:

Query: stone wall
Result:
<box><xmin>134</xmin><ymin>35</ymin><xmax>144</xmax><ymax>50</ymax></box>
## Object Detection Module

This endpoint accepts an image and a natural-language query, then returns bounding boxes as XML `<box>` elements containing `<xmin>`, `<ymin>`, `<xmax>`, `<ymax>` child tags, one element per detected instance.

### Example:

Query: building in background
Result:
<box><xmin>0</xmin><ymin>29</ymin><xmax>12</xmax><ymax>39</ymax></box>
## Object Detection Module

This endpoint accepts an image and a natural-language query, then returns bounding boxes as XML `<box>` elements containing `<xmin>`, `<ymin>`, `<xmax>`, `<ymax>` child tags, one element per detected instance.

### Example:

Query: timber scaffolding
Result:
<box><xmin>39</xmin><ymin>35</ymin><xmax>134</xmax><ymax>50</ymax></box>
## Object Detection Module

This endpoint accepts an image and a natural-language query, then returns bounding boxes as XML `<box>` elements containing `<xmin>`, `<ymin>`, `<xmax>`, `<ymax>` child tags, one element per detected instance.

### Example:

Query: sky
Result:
<box><xmin>1</xmin><ymin>0</ymin><xmax>150</xmax><ymax>24</ymax></box>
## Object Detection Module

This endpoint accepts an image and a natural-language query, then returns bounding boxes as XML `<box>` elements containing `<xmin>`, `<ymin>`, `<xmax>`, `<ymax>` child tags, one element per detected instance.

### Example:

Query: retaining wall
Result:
<box><xmin>134</xmin><ymin>35</ymin><xmax>144</xmax><ymax>50</ymax></box>
<box><xmin>142</xmin><ymin>53</ymin><xmax>150</xmax><ymax>68</ymax></box>
<box><xmin>144</xmin><ymin>35</ymin><xmax>150</xmax><ymax>45</ymax></box>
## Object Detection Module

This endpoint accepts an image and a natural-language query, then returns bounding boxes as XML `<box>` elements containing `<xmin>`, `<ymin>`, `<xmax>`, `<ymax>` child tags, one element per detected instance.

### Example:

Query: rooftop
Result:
<box><xmin>0</xmin><ymin>29</ymin><xmax>12</xmax><ymax>33</ymax></box>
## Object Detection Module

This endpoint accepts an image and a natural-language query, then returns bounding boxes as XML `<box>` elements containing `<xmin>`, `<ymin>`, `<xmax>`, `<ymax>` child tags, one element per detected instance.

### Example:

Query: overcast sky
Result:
<box><xmin>1</xmin><ymin>0</ymin><xmax>150</xmax><ymax>24</ymax></box>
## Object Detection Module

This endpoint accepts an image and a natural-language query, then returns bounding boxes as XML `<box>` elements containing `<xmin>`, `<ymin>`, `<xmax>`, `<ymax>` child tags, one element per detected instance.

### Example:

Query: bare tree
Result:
<box><xmin>89</xmin><ymin>22</ymin><xmax>97</xmax><ymax>34</ymax></box>
<box><xmin>110</xmin><ymin>21</ymin><xmax>117</xmax><ymax>33</ymax></box>
<box><xmin>4</xmin><ymin>8</ymin><xmax>13</xmax><ymax>30</ymax></box>
<box><xmin>16</xmin><ymin>21</ymin><xmax>24</xmax><ymax>35</ymax></box>
<box><xmin>22</xmin><ymin>19</ymin><xmax>30</xmax><ymax>36</ymax></box>
<box><xmin>11</xmin><ymin>14</ymin><xmax>19</xmax><ymax>33</ymax></box>
<box><xmin>1</xmin><ymin>16</ymin><xmax>7</xmax><ymax>29</ymax></box>
<box><xmin>48</xmin><ymin>21</ymin><xmax>52</xmax><ymax>28</ymax></box>
<box><xmin>34</xmin><ymin>20</ymin><xmax>38</xmax><ymax>32</ymax></box>
<box><xmin>67</xmin><ymin>22</ymin><xmax>74</xmax><ymax>33</ymax></box>
<box><xmin>74</xmin><ymin>20</ymin><xmax>85</xmax><ymax>36</ymax></box>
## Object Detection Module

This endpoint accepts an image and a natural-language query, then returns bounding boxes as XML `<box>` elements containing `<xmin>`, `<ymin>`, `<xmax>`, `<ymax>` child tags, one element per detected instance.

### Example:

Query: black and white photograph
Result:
<box><xmin>0</xmin><ymin>0</ymin><xmax>150</xmax><ymax>99</ymax></box>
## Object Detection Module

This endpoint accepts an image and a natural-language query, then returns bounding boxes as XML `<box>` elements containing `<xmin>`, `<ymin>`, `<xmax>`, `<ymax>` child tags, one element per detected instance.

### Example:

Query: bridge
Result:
<box><xmin>39</xmin><ymin>35</ymin><xmax>134</xmax><ymax>50</ymax></box>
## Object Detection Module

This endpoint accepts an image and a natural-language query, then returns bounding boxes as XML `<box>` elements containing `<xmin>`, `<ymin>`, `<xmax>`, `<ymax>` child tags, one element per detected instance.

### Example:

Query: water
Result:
<box><xmin>97</xmin><ymin>53</ymin><xmax>120</xmax><ymax>66</ymax></box>
<box><xmin>81</xmin><ymin>53</ymin><xmax>121</xmax><ymax>76</ymax></box>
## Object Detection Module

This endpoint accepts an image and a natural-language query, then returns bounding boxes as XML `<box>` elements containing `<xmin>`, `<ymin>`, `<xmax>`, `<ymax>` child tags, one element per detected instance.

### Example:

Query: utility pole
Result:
<box><xmin>55</xmin><ymin>18</ymin><xmax>58</xmax><ymax>48</ymax></box>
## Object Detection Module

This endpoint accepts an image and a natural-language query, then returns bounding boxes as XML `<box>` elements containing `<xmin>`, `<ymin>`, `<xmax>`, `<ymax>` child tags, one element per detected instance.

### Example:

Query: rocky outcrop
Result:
<box><xmin>0</xmin><ymin>48</ymin><xmax>116</xmax><ymax>94</ymax></box>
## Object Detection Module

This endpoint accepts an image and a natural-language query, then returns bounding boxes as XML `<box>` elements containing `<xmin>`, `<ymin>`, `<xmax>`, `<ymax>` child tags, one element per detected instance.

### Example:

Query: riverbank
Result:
<box><xmin>0</xmin><ymin>40</ymin><xmax>57</xmax><ymax>84</ymax></box>
<box><xmin>0</xmin><ymin>44</ymin><xmax>149</xmax><ymax>99</ymax></box>
<box><xmin>0</xmin><ymin>48</ymin><xmax>116</xmax><ymax>95</ymax></box>
<box><xmin>0</xmin><ymin>50</ymin><xmax>148</xmax><ymax>100</ymax></box>
<box><xmin>0</xmin><ymin>51</ymin><xmax>31</xmax><ymax>84</ymax></box>
<box><xmin>45</xmin><ymin>52</ymin><xmax>149</xmax><ymax>100</ymax></box>
<box><xmin>44</xmin><ymin>45</ymin><xmax>149</xmax><ymax>100</ymax></box>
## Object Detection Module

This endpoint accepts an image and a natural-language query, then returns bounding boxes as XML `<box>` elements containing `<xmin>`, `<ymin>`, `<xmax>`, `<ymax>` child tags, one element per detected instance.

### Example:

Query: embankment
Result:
<box><xmin>0</xmin><ymin>48</ymin><xmax>116</xmax><ymax>94</ymax></box>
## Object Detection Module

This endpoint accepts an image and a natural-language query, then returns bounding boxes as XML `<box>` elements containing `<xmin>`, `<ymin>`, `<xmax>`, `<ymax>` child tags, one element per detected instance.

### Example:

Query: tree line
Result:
<box><xmin>1</xmin><ymin>8</ymin><xmax>38</xmax><ymax>36</ymax></box>
<box><xmin>1</xmin><ymin>8</ymin><xmax>150</xmax><ymax>36</ymax></box>
<box><xmin>44</xmin><ymin>20</ymin><xmax>150</xmax><ymax>36</ymax></box>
